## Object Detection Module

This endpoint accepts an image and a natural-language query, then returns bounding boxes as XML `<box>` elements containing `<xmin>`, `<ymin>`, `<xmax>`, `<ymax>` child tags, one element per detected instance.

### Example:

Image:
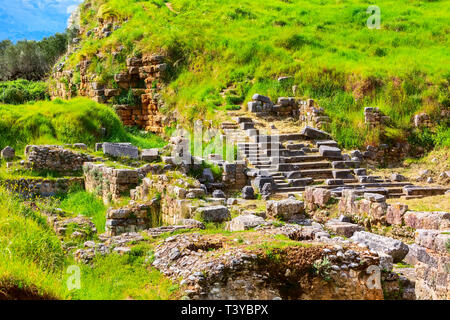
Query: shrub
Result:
<box><xmin>0</xmin><ymin>80</ymin><xmax>49</xmax><ymax>104</ymax></box>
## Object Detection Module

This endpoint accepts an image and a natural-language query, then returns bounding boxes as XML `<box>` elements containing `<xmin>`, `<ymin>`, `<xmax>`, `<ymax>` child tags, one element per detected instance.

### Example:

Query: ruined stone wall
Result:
<box><xmin>153</xmin><ymin>233</ymin><xmax>385</xmax><ymax>300</ymax></box>
<box><xmin>361</xmin><ymin>144</ymin><xmax>409</xmax><ymax>168</ymax></box>
<box><xmin>298</xmin><ymin>99</ymin><xmax>331</xmax><ymax>130</ymax></box>
<box><xmin>83</xmin><ymin>163</ymin><xmax>139</xmax><ymax>205</ymax></box>
<box><xmin>131</xmin><ymin>174</ymin><xmax>205</xmax><ymax>225</ymax></box>
<box><xmin>247</xmin><ymin>94</ymin><xmax>300</xmax><ymax>118</ymax></box>
<box><xmin>2</xmin><ymin>178</ymin><xmax>84</xmax><ymax>198</ymax></box>
<box><xmin>337</xmin><ymin>189</ymin><xmax>449</xmax><ymax>230</ymax></box>
<box><xmin>25</xmin><ymin>145</ymin><xmax>94</xmax><ymax>174</ymax></box>
<box><xmin>364</xmin><ymin>107</ymin><xmax>390</xmax><ymax>127</ymax></box>
<box><xmin>222</xmin><ymin>161</ymin><xmax>247</xmax><ymax>190</ymax></box>
<box><xmin>105</xmin><ymin>200</ymin><xmax>160</xmax><ymax>236</ymax></box>
<box><xmin>51</xmin><ymin>43</ymin><xmax>169</xmax><ymax>134</ymax></box>
<box><xmin>406</xmin><ymin>229</ymin><xmax>450</xmax><ymax>300</ymax></box>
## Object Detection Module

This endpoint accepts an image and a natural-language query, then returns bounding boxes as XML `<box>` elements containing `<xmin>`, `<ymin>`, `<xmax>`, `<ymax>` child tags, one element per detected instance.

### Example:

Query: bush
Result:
<box><xmin>0</xmin><ymin>80</ymin><xmax>49</xmax><ymax>104</ymax></box>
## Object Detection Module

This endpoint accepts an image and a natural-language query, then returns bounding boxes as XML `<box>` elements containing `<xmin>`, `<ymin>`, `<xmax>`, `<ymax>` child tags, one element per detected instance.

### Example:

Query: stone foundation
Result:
<box><xmin>337</xmin><ymin>189</ymin><xmax>449</xmax><ymax>231</ymax></box>
<box><xmin>364</xmin><ymin>107</ymin><xmax>390</xmax><ymax>127</ymax></box>
<box><xmin>25</xmin><ymin>145</ymin><xmax>94</xmax><ymax>174</ymax></box>
<box><xmin>298</xmin><ymin>99</ymin><xmax>331</xmax><ymax>130</ymax></box>
<box><xmin>222</xmin><ymin>161</ymin><xmax>247</xmax><ymax>190</ymax></box>
<box><xmin>83</xmin><ymin>162</ymin><xmax>140</xmax><ymax>205</ymax></box>
<box><xmin>106</xmin><ymin>200</ymin><xmax>160</xmax><ymax>236</ymax></box>
<box><xmin>406</xmin><ymin>229</ymin><xmax>450</xmax><ymax>300</ymax></box>
<box><xmin>131</xmin><ymin>173</ymin><xmax>204</xmax><ymax>225</ymax></box>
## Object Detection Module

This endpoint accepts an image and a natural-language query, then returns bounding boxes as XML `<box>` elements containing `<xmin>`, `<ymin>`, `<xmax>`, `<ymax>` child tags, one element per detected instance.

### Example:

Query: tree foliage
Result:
<box><xmin>0</xmin><ymin>29</ymin><xmax>76</xmax><ymax>81</ymax></box>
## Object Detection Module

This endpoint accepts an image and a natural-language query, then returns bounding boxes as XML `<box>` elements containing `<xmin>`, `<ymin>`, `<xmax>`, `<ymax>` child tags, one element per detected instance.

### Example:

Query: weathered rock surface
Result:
<box><xmin>242</xmin><ymin>186</ymin><xmax>255</xmax><ymax>200</ymax></box>
<box><xmin>141</xmin><ymin>148</ymin><xmax>160</xmax><ymax>162</ymax></box>
<box><xmin>196</xmin><ymin>206</ymin><xmax>231</xmax><ymax>222</ymax></box>
<box><xmin>325</xmin><ymin>220</ymin><xmax>364</xmax><ymax>238</ymax></box>
<box><xmin>319</xmin><ymin>146</ymin><xmax>342</xmax><ymax>159</ymax></box>
<box><xmin>152</xmin><ymin>232</ymin><xmax>384</xmax><ymax>300</ymax></box>
<box><xmin>266</xmin><ymin>198</ymin><xmax>305</xmax><ymax>220</ymax></box>
<box><xmin>226</xmin><ymin>214</ymin><xmax>266</xmax><ymax>231</ymax></box>
<box><xmin>212</xmin><ymin>190</ymin><xmax>226</xmax><ymax>199</ymax></box>
<box><xmin>351</xmin><ymin>231</ymin><xmax>409</xmax><ymax>263</ymax></box>
<box><xmin>1</xmin><ymin>146</ymin><xmax>15</xmax><ymax>160</ymax></box>
<box><xmin>300</xmin><ymin>126</ymin><xmax>331</xmax><ymax>140</ymax></box>
<box><xmin>103</xmin><ymin>142</ymin><xmax>139</xmax><ymax>159</ymax></box>
<box><xmin>404</xmin><ymin>211</ymin><xmax>450</xmax><ymax>230</ymax></box>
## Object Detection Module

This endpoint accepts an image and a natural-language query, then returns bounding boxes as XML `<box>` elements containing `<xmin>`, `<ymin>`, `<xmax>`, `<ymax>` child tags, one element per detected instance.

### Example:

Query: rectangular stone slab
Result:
<box><xmin>319</xmin><ymin>145</ymin><xmax>342</xmax><ymax>159</ymax></box>
<box><xmin>103</xmin><ymin>143</ymin><xmax>139</xmax><ymax>159</ymax></box>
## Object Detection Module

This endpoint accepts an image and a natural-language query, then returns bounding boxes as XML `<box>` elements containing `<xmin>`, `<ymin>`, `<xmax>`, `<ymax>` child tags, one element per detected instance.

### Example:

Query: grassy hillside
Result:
<box><xmin>0</xmin><ymin>186</ymin><xmax>179</xmax><ymax>300</ymax></box>
<box><xmin>57</xmin><ymin>0</ymin><xmax>449</xmax><ymax>149</ymax></box>
<box><xmin>0</xmin><ymin>97</ymin><xmax>167</xmax><ymax>151</ymax></box>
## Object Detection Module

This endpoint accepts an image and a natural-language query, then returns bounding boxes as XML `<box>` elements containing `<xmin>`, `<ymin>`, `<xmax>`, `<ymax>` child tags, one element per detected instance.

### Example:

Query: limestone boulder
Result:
<box><xmin>212</xmin><ymin>190</ymin><xmax>226</xmax><ymax>199</ymax></box>
<box><xmin>386</xmin><ymin>203</ymin><xmax>409</xmax><ymax>225</ymax></box>
<box><xmin>312</xmin><ymin>188</ymin><xmax>332</xmax><ymax>207</ymax></box>
<box><xmin>141</xmin><ymin>148</ymin><xmax>160</xmax><ymax>162</ymax></box>
<box><xmin>242</xmin><ymin>186</ymin><xmax>255</xmax><ymax>200</ymax></box>
<box><xmin>300</xmin><ymin>126</ymin><xmax>331</xmax><ymax>140</ymax></box>
<box><xmin>266</xmin><ymin>198</ymin><xmax>305</xmax><ymax>220</ymax></box>
<box><xmin>1</xmin><ymin>146</ymin><xmax>15</xmax><ymax>160</ymax></box>
<box><xmin>325</xmin><ymin>220</ymin><xmax>364</xmax><ymax>238</ymax></box>
<box><xmin>351</xmin><ymin>231</ymin><xmax>409</xmax><ymax>263</ymax></box>
<box><xmin>196</xmin><ymin>206</ymin><xmax>230</xmax><ymax>223</ymax></box>
<box><xmin>404</xmin><ymin>211</ymin><xmax>450</xmax><ymax>230</ymax></box>
<box><xmin>226</xmin><ymin>214</ymin><xmax>266</xmax><ymax>231</ymax></box>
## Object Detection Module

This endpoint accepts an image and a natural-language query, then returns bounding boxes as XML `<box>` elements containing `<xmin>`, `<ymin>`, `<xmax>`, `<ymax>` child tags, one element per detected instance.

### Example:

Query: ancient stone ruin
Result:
<box><xmin>2</xmin><ymin>91</ymin><xmax>448</xmax><ymax>301</ymax></box>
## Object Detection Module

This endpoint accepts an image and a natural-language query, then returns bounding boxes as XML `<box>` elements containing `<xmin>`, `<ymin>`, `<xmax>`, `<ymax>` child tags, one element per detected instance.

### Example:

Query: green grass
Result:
<box><xmin>55</xmin><ymin>0</ymin><xmax>449</xmax><ymax>149</ymax></box>
<box><xmin>0</xmin><ymin>186</ymin><xmax>180</xmax><ymax>300</ymax></box>
<box><xmin>0</xmin><ymin>97</ymin><xmax>167</xmax><ymax>152</ymax></box>
<box><xmin>58</xmin><ymin>186</ymin><xmax>108</xmax><ymax>233</ymax></box>
<box><xmin>0</xmin><ymin>187</ymin><xmax>68</xmax><ymax>299</ymax></box>
<box><xmin>69</xmin><ymin>246</ymin><xmax>179</xmax><ymax>300</ymax></box>
<box><xmin>0</xmin><ymin>80</ymin><xmax>49</xmax><ymax>104</ymax></box>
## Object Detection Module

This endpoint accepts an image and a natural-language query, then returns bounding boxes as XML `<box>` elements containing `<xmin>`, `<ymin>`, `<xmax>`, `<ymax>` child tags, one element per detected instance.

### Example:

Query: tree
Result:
<box><xmin>0</xmin><ymin>30</ymin><xmax>74</xmax><ymax>81</ymax></box>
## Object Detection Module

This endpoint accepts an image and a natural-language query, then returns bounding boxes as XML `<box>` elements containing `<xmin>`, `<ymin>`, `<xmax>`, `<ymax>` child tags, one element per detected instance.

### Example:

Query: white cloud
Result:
<box><xmin>67</xmin><ymin>4</ymin><xmax>78</xmax><ymax>14</ymax></box>
<box><xmin>0</xmin><ymin>0</ymin><xmax>84</xmax><ymax>41</ymax></box>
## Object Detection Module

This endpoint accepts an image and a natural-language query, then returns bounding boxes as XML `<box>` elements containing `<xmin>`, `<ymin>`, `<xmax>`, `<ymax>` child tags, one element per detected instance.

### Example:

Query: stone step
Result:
<box><xmin>332</xmin><ymin>170</ymin><xmax>355</xmax><ymax>180</ymax></box>
<box><xmin>240</xmin><ymin>122</ymin><xmax>255</xmax><ymax>130</ymax></box>
<box><xmin>387</xmin><ymin>193</ymin><xmax>405</xmax><ymax>199</ymax></box>
<box><xmin>249</xmin><ymin>161</ymin><xmax>272</xmax><ymax>166</ymax></box>
<box><xmin>275</xmin><ymin>186</ymin><xmax>307</xmax><ymax>193</ymax></box>
<box><xmin>254</xmin><ymin>164</ymin><xmax>274</xmax><ymax>169</ymax></box>
<box><xmin>386</xmin><ymin>188</ymin><xmax>404</xmax><ymax>194</ymax></box>
<box><xmin>247</xmin><ymin>156</ymin><xmax>271</xmax><ymax>161</ymax></box>
<box><xmin>285</xmin><ymin>143</ymin><xmax>306</xmax><ymax>150</ymax></box>
<box><xmin>277</xmin><ymin>155</ymin><xmax>327</xmax><ymax>164</ymax></box>
<box><xmin>277</xmin><ymin>134</ymin><xmax>306</xmax><ymax>142</ymax></box>
<box><xmin>298</xmin><ymin>169</ymin><xmax>335</xmax><ymax>179</ymax></box>
<box><xmin>276</xmin><ymin>162</ymin><xmax>332</xmax><ymax>171</ymax></box>
<box><xmin>316</xmin><ymin>140</ymin><xmax>338</xmax><ymax>148</ymax></box>
<box><xmin>249</xmin><ymin>134</ymin><xmax>306</xmax><ymax>144</ymax></box>
<box><xmin>234</xmin><ymin>117</ymin><xmax>253</xmax><ymax>124</ymax></box>
<box><xmin>258</xmin><ymin>143</ymin><xmax>284</xmax><ymax>150</ymax></box>
<box><xmin>275</xmin><ymin>182</ymin><xmax>291</xmax><ymax>188</ymax></box>
<box><xmin>403</xmin><ymin>186</ymin><xmax>448</xmax><ymax>197</ymax></box>
<box><xmin>331</xmin><ymin>161</ymin><xmax>361</xmax><ymax>169</ymax></box>
<box><xmin>286</xmin><ymin>178</ymin><xmax>314</xmax><ymax>187</ymax></box>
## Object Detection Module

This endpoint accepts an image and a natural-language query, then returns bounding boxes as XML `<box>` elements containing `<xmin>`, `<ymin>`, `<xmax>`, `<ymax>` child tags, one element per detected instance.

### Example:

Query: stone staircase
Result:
<box><xmin>227</xmin><ymin>116</ymin><xmax>417</xmax><ymax>198</ymax></box>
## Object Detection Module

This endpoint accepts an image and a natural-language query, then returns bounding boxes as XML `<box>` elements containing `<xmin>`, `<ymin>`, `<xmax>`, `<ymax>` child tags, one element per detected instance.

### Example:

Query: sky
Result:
<box><xmin>0</xmin><ymin>0</ymin><xmax>83</xmax><ymax>42</ymax></box>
